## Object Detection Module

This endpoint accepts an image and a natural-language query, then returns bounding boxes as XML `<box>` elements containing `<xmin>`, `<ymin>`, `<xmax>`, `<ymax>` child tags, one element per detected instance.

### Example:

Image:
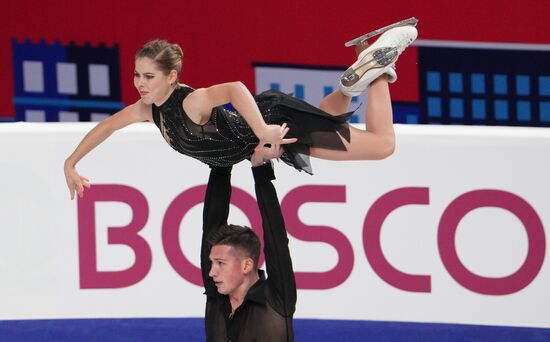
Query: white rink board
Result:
<box><xmin>0</xmin><ymin>122</ymin><xmax>549</xmax><ymax>329</ymax></box>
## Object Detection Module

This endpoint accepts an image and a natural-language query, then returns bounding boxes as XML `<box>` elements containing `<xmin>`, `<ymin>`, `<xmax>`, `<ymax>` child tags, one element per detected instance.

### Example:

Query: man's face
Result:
<box><xmin>208</xmin><ymin>245</ymin><xmax>246</xmax><ymax>295</ymax></box>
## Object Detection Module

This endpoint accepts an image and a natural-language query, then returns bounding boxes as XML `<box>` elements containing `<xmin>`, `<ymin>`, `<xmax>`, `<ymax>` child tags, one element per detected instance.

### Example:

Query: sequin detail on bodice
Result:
<box><xmin>152</xmin><ymin>86</ymin><xmax>353</xmax><ymax>174</ymax></box>
<box><xmin>151</xmin><ymin>86</ymin><xmax>259</xmax><ymax>167</ymax></box>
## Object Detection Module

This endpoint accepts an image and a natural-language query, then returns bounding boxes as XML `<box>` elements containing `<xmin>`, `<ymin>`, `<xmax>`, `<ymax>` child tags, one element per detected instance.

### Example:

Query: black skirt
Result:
<box><xmin>255</xmin><ymin>89</ymin><xmax>353</xmax><ymax>174</ymax></box>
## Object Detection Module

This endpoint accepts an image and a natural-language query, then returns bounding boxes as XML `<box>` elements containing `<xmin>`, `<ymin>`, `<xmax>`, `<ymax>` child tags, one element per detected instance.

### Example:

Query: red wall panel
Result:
<box><xmin>2</xmin><ymin>0</ymin><xmax>549</xmax><ymax>117</ymax></box>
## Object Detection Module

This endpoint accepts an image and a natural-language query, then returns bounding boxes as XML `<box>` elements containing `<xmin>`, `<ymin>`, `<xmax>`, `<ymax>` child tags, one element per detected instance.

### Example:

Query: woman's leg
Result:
<box><xmin>319</xmin><ymin>41</ymin><xmax>369</xmax><ymax>116</ymax></box>
<box><xmin>311</xmin><ymin>75</ymin><xmax>395</xmax><ymax>160</ymax></box>
<box><xmin>312</xmin><ymin>24</ymin><xmax>419</xmax><ymax>161</ymax></box>
<box><xmin>319</xmin><ymin>90</ymin><xmax>352</xmax><ymax>115</ymax></box>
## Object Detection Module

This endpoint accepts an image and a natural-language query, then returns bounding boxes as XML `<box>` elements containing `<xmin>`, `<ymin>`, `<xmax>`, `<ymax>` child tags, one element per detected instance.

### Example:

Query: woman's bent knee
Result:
<box><xmin>374</xmin><ymin>134</ymin><xmax>395</xmax><ymax>160</ymax></box>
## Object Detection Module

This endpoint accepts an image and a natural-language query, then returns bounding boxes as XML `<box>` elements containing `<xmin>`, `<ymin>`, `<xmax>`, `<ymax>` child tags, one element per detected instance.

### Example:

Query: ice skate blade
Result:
<box><xmin>344</xmin><ymin>17</ymin><xmax>419</xmax><ymax>47</ymax></box>
<box><xmin>340</xmin><ymin>47</ymin><xmax>398</xmax><ymax>87</ymax></box>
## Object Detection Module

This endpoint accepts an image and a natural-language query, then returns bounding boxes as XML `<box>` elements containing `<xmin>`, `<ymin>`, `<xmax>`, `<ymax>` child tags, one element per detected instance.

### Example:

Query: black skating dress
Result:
<box><xmin>151</xmin><ymin>85</ymin><xmax>352</xmax><ymax>174</ymax></box>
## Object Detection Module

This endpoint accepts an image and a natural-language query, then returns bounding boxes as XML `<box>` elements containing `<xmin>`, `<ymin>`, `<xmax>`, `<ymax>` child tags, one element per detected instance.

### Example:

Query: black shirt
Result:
<box><xmin>201</xmin><ymin>164</ymin><xmax>297</xmax><ymax>341</ymax></box>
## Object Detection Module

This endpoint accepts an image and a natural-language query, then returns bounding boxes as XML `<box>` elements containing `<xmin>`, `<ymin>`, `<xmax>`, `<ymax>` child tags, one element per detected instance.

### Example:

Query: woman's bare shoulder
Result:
<box><xmin>183</xmin><ymin>82</ymin><xmax>236</xmax><ymax>111</ymax></box>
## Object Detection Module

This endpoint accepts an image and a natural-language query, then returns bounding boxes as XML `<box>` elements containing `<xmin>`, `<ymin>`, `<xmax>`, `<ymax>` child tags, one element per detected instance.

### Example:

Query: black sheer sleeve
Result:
<box><xmin>201</xmin><ymin>166</ymin><xmax>233</xmax><ymax>293</ymax></box>
<box><xmin>252</xmin><ymin>163</ymin><xmax>297</xmax><ymax>316</ymax></box>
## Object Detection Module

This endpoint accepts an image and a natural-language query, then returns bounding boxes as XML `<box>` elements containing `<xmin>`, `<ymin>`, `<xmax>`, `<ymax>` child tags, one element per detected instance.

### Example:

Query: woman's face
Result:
<box><xmin>134</xmin><ymin>57</ymin><xmax>174</xmax><ymax>106</ymax></box>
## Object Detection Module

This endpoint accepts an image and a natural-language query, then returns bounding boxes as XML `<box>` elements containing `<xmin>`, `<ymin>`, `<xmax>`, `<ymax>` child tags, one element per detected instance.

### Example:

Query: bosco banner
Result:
<box><xmin>0</xmin><ymin>122</ymin><xmax>549</xmax><ymax>336</ymax></box>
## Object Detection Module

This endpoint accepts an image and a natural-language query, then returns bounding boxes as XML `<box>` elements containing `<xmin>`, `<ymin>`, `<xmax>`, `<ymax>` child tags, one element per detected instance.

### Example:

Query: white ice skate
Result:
<box><xmin>339</xmin><ymin>18</ymin><xmax>418</xmax><ymax>96</ymax></box>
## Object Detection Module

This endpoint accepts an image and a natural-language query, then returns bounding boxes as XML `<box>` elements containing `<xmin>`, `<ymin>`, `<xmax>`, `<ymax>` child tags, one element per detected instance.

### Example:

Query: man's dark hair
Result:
<box><xmin>207</xmin><ymin>224</ymin><xmax>261</xmax><ymax>269</ymax></box>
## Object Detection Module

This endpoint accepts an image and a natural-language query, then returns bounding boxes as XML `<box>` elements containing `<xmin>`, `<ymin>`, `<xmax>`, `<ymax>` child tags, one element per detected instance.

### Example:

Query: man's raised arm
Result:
<box><xmin>201</xmin><ymin>166</ymin><xmax>233</xmax><ymax>292</ymax></box>
<box><xmin>252</xmin><ymin>162</ymin><xmax>297</xmax><ymax>316</ymax></box>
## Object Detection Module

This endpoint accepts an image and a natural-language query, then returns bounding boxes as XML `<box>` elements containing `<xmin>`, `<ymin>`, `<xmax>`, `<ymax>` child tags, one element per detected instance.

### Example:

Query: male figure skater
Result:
<box><xmin>201</xmin><ymin>147</ymin><xmax>296</xmax><ymax>341</ymax></box>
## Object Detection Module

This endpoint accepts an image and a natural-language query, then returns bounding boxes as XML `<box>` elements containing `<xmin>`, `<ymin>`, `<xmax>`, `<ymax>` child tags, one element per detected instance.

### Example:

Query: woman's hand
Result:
<box><xmin>256</xmin><ymin>122</ymin><xmax>297</xmax><ymax>153</ymax></box>
<box><xmin>251</xmin><ymin>144</ymin><xmax>284</xmax><ymax>167</ymax></box>
<box><xmin>251</xmin><ymin>123</ymin><xmax>289</xmax><ymax>166</ymax></box>
<box><xmin>64</xmin><ymin>162</ymin><xmax>91</xmax><ymax>200</ymax></box>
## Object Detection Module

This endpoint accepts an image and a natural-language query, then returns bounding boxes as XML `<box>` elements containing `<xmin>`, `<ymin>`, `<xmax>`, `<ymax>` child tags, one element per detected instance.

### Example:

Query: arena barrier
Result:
<box><xmin>1</xmin><ymin>122</ymin><xmax>549</xmax><ymax>341</ymax></box>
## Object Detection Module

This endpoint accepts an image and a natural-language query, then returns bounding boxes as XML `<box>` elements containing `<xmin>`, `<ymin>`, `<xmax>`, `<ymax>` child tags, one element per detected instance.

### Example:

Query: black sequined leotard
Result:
<box><xmin>151</xmin><ymin>86</ymin><xmax>352</xmax><ymax>174</ymax></box>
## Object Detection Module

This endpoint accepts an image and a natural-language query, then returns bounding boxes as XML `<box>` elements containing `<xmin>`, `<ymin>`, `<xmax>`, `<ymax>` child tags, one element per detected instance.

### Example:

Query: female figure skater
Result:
<box><xmin>64</xmin><ymin>19</ymin><xmax>418</xmax><ymax>199</ymax></box>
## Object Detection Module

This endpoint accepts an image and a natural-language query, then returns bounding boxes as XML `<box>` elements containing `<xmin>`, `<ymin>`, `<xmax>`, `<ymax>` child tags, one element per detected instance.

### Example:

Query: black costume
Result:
<box><xmin>201</xmin><ymin>164</ymin><xmax>296</xmax><ymax>341</ymax></box>
<box><xmin>152</xmin><ymin>86</ymin><xmax>352</xmax><ymax>174</ymax></box>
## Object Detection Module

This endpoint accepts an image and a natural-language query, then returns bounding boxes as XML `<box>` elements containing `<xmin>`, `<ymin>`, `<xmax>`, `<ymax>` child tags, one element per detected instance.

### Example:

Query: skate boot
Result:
<box><xmin>339</xmin><ymin>18</ymin><xmax>418</xmax><ymax>96</ymax></box>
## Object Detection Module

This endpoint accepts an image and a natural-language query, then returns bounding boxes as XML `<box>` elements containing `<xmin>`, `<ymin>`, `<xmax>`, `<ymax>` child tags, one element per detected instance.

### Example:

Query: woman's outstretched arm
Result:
<box><xmin>184</xmin><ymin>82</ymin><xmax>297</xmax><ymax>149</ymax></box>
<box><xmin>64</xmin><ymin>100</ymin><xmax>152</xmax><ymax>200</ymax></box>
